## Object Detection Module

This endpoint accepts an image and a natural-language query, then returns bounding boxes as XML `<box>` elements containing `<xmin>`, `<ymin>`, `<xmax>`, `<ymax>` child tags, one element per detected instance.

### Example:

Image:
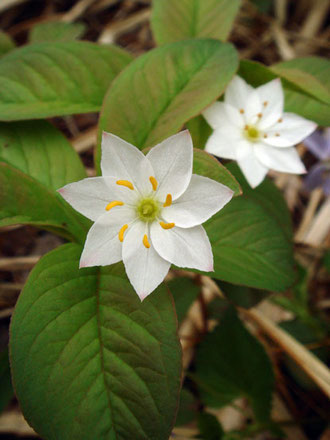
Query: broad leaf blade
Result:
<box><xmin>151</xmin><ymin>0</ymin><xmax>241</xmax><ymax>45</ymax></box>
<box><xmin>193</xmin><ymin>149</ymin><xmax>241</xmax><ymax>196</ymax></box>
<box><xmin>0</xmin><ymin>120</ymin><xmax>86</xmax><ymax>190</ymax></box>
<box><xmin>96</xmin><ymin>39</ymin><xmax>238</xmax><ymax>168</ymax></box>
<box><xmin>0</xmin><ymin>31</ymin><xmax>15</xmax><ymax>57</ymax></box>
<box><xmin>271</xmin><ymin>57</ymin><xmax>330</xmax><ymax>106</ymax></box>
<box><xmin>167</xmin><ymin>277</ymin><xmax>200</xmax><ymax>324</ymax></box>
<box><xmin>30</xmin><ymin>21</ymin><xmax>86</xmax><ymax>43</ymax></box>
<box><xmin>204</xmin><ymin>168</ymin><xmax>295</xmax><ymax>291</ymax></box>
<box><xmin>10</xmin><ymin>243</ymin><xmax>182</xmax><ymax>440</ymax></box>
<box><xmin>0</xmin><ymin>41</ymin><xmax>132</xmax><ymax>121</ymax></box>
<box><xmin>195</xmin><ymin>306</ymin><xmax>274</xmax><ymax>423</ymax></box>
<box><xmin>0</xmin><ymin>162</ymin><xmax>89</xmax><ymax>242</ymax></box>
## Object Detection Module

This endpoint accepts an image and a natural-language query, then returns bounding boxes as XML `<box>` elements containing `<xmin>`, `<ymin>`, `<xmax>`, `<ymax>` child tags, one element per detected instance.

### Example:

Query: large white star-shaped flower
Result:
<box><xmin>203</xmin><ymin>75</ymin><xmax>317</xmax><ymax>188</ymax></box>
<box><xmin>58</xmin><ymin>131</ymin><xmax>233</xmax><ymax>300</ymax></box>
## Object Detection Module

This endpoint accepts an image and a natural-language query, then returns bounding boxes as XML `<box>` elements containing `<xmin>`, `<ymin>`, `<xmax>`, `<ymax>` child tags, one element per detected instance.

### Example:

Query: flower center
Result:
<box><xmin>137</xmin><ymin>198</ymin><xmax>160</xmax><ymax>222</ymax></box>
<box><xmin>244</xmin><ymin>125</ymin><xmax>260</xmax><ymax>142</ymax></box>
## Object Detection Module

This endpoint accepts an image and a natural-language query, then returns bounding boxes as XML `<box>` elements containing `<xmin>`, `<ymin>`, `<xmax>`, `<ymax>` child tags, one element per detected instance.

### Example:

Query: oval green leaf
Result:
<box><xmin>193</xmin><ymin>149</ymin><xmax>241</xmax><ymax>196</ymax></box>
<box><xmin>151</xmin><ymin>0</ymin><xmax>241</xmax><ymax>45</ymax></box>
<box><xmin>195</xmin><ymin>306</ymin><xmax>274</xmax><ymax>422</ymax></box>
<box><xmin>30</xmin><ymin>21</ymin><xmax>86</xmax><ymax>43</ymax></box>
<box><xmin>0</xmin><ymin>162</ymin><xmax>89</xmax><ymax>241</ymax></box>
<box><xmin>0</xmin><ymin>30</ymin><xmax>15</xmax><ymax>57</ymax></box>
<box><xmin>96</xmin><ymin>39</ymin><xmax>238</xmax><ymax>169</ymax></box>
<box><xmin>203</xmin><ymin>165</ymin><xmax>295</xmax><ymax>291</ymax></box>
<box><xmin>10</xmin><ymin>243</ymin><xmax>182</xmax><ymax>440</ymax></box>
<box><xmin>0</xmin><ymin>120</ymin><xmax>86</xmax><ymax>190</ymax></box>
<box><xmin>271</xmin><ymin>57</ymin><xmax>330</xmax><ymax>106</ymax></box>
<box><xmin>0</xmin><ymin>41</ymin><xmax>132</xmax><ymax>121</ymax></box>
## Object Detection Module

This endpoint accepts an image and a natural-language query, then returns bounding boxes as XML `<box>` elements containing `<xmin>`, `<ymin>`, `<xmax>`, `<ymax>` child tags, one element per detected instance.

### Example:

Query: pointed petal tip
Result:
<box><xmin>57</xmin><ymin>187</ymin><xmax>64</xmax><ymax>194</ymax></box>
<box><xmin>137</xmin><ymin>291</ymin><xmax>150</xmax><ymax>302</ymax></box>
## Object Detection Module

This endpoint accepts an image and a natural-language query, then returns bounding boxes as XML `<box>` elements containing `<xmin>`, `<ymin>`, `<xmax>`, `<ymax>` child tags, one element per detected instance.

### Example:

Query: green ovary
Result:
<box><xmin>245</xmin><ymin>126</ymin><xmax>260</xmax><ymax>142</ymax></box>
<box><xmin>137</xmin><ymin>198</ymin><xmax>160</xmax><ymax>222</ymax></box>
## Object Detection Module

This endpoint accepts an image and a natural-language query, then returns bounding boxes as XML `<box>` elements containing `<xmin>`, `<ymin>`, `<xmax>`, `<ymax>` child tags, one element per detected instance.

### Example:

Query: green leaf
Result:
<box><xmin>197</xmin><ymin>413</ymin><xmax>224</xmax><ymax>440</ymax></box>
<box><xmin>175</xmin><ymin>388</ymin><xmax>197</xmax><ymax>426</ymax></box>
<box><xmin>0</xmin><ymin>31</ymin><xmax>15</xmax><ymax>57</ymax></box>
<box><xmin>226</xmin><ymin>163</ymin><xmax>292</xmax><ymax>238</ymax></box>
<box><xmin>10</xmin><ymin>243</ymin><xmax>182</xmax><ymax>440</ymax></box>
<box><xmin>151</xmin><ymin>0</ymin><xmax>241</xmax><ymax>45</ymax></box>
<box><xmin>96</xmin><ymin>39</ymin><xmax>238</xmax><ymax>168</ymax></box>
<box><xmin>185</xmin><ymin>115</ymin><xmax>212</xmax><ymax>149</ymax></box>
<box><xmin>30</xmin><ymin>21</ymin><xmax>86</xmax><ymax>43</ymax></box>
<box><xmin>271</xmin><ymin>57</ymin><xmax>330</xmax><ymax>106</ymax></box>
<box><xmin>0</xmin><ymin>162</ymin><xmax>89</xmax><ymax>242</ymax></box>
<box><xmin>0</xmin><ymin>120</ymin><xmax>86</xmax><ymax>190</ymax></box>
<box><xmin>203</xmin><ymin>164</ymin><xmax>295</xmax><ymax>291</ymax></box>
<box><xmin>167</xmin><ymin>277</ymin><xmax>200</xmax><ymax>324</ymax></box>
<box><xmin>239</xmin><ymin>60</ymin><xmax>330</xmax><ymax>127</ymax></box>
<box><xmin>195</xmin><ymin>307</ymin><xmax>274</xmax><ymax>423</ymax></box>
<box><xmin>0</xmin><ymin>349</ymin><xmax>13</xmax><ymax>413</ymax></box>
<box><xmin>193</xmin><ymin>150</ymin><xmax>241</xmax><ymax>196</ymax></box>
<box><xmin>282</xmin><ymin>88</ymin><xmax>330</xmax><ymax>127</ymax></box>
<box><xmin>216</xmin><ymin>281</ymin><xmax>270</xmax><ymax>309</ymax></box>
<box><xmin>0</xmin><ymin>41</ymin><xmax>133</xmax><ymax>121</ymax></box>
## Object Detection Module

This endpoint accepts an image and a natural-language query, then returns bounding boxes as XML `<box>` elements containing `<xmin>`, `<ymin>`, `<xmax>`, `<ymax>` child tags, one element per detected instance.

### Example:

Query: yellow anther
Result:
<box><xmin>149</xmin><ymin>176</ymin><xmax>158</xmax><ymax>191</ymax></box>
<box><xmin>275</xmin><ymin>133</ymin><xmax>280</xmax><ymax>137</ymax></box>
<box><xmin>159</xmin><ymin>221</ymin><xmax>175</xmax><ymax>230</ymax></box>
<box><xmin>105</xmin><ymin>200</ymin><xmax>124</xmax><ymax>211</ymax></box>
<box><xmin>118</xmin><ymin>224</ymin><xmax>128</xmax><ymax>242</ymax></box>
<box><xmin>263</xmin><ymin>101</ymin><xmax>268</xmax><ymax>107</ymax></box>
<box><xmin>143</xmin><ymin>234</ymin><xmax>150</xmax><ymax>249</ymax></box>
<box><xmin>116</xmin><ymin>180</ymin><xmax>134</xmax><ymax>190</ymax></box>
<box><xmin>239</xmin><ymin>109</ymin><xmax>244</xmax><ymax>114</ymax></box>
<box><xmin>257</xmin><ymin>112</ymin><xmax>262</xmax><ymax>118</ymax></box>
<box><xmin>264</xmin><ymin>134</ymin><xmax>268</xmax><ymax>138</ymax></box>
<box><xmin>278</xmin><ymin>118</ymin><xmax>283</xmax><ymax>123</ymax></box>
<box><xmin>163</xmin><ymin>194</ymin><xmax>172</xmax><ymax>207</ymax></box>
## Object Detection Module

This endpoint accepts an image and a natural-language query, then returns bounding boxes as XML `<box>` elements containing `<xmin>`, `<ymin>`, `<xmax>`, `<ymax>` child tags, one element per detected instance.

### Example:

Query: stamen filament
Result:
<box><xmin>149</xmin><ymin>176</ymin><xmax>158</xmax><ymax>191</ymax></box>
<box><xmin>143</xmin><ymin>234</ymin><xmax>150</xmax><ymax>249</ymax></box>
<box><xmin>116</xmin><ymin>180</ymin><xmax>134</xmax><ymax>190</ymax></box>
<box><xmin>163</xmin><ymin>194</ymin><xmax>172</xmax><ymax>207</ymax></box>
<box><xmin>106</xmin><ymin>200</ymin><xmax>124</xmax><ymax>211</ymax></box>
<box><xmin>159</xmin><ymin>221</ymin><xmax>175</xmax><ymax>230</ymax></box>
<box><xmin>118</xmin><ymin>224</ymin><xmax>128</xmax><ymax>242</ymax></box>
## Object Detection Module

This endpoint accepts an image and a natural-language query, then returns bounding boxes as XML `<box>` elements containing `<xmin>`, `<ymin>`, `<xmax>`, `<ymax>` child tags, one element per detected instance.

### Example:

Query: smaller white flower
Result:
<box><xmin>58</xmin><ymin>131</ymin><xmax>233</xmax><ymax>300</ymax></box>
<box><xmin>203</xmin><ymin>76</ymin><xmax>317</xmax><ymax>188</ymax></box>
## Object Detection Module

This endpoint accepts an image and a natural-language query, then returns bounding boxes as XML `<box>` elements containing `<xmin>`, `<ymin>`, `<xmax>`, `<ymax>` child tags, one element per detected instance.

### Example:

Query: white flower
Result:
<box><xmin>203</xmin><ymin>76</ymin><xmax>317</xmax><ymax>188</ymax></box>
<box><xmin>58</xmin><ymin>131</ymin><xmax>233</xmax><ymax>300</ymax></box>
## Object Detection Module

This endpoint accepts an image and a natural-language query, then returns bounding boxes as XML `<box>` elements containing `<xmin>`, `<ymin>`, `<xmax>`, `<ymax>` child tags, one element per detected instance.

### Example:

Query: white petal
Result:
<box><xmin>80</xmin><ymin>208</ymin><xmax>136</xmax><ymax>268</ymax></box>
<box><xmin>203</xmin><ymin>102</ymin><xmax>244</xmax><ymax>129</ymax></box>
<box><xmin>225</xmin><ymin>75</ymin><xmax>254</xmax><ymax>109</ymax></box>
<box><xmin>101</xmin><ymin>132</ymin><xmax>154</xmax><ymax>194</ymax></box>
<box><xmin>263</xmin><ymin>113</ymin><xmax>317</xmax><ymax>147</ymax></box>
<box><xmin>122</xmin><ymin>221</ymin><xmax>170</xmax><ymax>300</ymax></box>
<box><xmin>146</xmin><ymin>131</ymin><xmax>193</xmax><ymax>200</ymax></box>
<box><xmin>245</xmin><ymin>90</ymin><xmax>262</xmax><ymax>125</ymax></box>
<box><xmin>237</xmin><ymin>151</ymin><xmax>268</xmax><ymax>188</ymax></box>
<box><xmin>205</xmin><ymin>126</ymin><xmax>242</xmax><ymax>160</ymax></box>
<box><xmin>58</xmin><ymin>177</ymin><xmax>139</xmax><ymax>221</ymax></box>
<box><xmin>162</xmin><ymin>174</ymin><xmax>233</xmax><ymax>228</ymax></box>
<box><xmin>236</xmin><ymin>139</ymin><xmax>254</xmax><ymax>160</ymax></box>
<box><xmin>254</xmin><ymin>144</ymin><xmax>306</xmax><ymax>174</ymax></box>
<box><xmin>256</xmin><ymin>79</ymin><xmax>284</xmax><ymax>129</ymax></box>
<box><xmin>150</xmin><ymin>223</ymin><xmax>213</xmax><ymax>272</ymax></box>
